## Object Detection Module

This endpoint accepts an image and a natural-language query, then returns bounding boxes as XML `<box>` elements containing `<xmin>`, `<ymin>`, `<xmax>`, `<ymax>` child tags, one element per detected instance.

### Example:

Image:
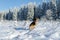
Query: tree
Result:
<box><xmin>56</xmin><ymin>0</ymin><xmax>60</xmax><ymax>20</ymax></box>
<box><xmin>17</xmin><ymin>6</ymin><xmax>28</xmax><ymax>20</ymax></box>
<box><xmin>49</xmin><ymin>2</ymin><xmax>57</xmax><ymax>20</ymax></box>
<box><xmin>6</xmin><ymin>10</ymin><xmax>13</xmax><ymax>20</ymax></box>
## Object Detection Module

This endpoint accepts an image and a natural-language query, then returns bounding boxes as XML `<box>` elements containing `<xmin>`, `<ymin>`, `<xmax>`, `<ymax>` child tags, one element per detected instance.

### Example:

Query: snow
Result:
<box><xmin>0</xmin><ymin>20</ymin><xmax>60</xmax><ymax>40</ymax></box>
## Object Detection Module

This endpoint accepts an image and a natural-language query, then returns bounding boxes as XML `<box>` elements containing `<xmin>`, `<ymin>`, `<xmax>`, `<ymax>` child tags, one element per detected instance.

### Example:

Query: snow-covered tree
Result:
<box><xmin>27</xmin><ymin>2</ymin><xmax>35</xmax><ymax>20</ymax></box>
<box><xmin>56</xmin><ymin>0</ymin><xmax>60</xmax><ymax>20</ymax></box>
<box><xmin>17</xmin><ymin>6</ymin><xmax>28</xmax><ymax>21</ymax></box>
<box><xmin>5</xmin><ymin>10</ymin><xmax>13</xmax><ymax>20</ymax></box>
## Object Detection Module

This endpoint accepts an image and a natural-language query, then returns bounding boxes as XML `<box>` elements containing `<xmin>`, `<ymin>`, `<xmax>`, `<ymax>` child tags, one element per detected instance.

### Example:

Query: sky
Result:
<box><xmin>0</xmin><ymin>0</ymin><xmax>49</xmax><ymax>11</ymax></box>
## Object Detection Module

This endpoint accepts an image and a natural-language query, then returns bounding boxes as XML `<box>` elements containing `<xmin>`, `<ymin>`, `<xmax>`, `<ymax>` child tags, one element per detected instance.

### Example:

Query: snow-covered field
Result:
<box><xmin>0</xmin><ymin>20</ymin><xmax>60</xmax><ymax>40</ymax></box>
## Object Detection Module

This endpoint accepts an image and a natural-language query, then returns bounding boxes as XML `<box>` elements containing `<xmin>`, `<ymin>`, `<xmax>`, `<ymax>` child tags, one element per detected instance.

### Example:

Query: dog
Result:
<box><xmin>29</xmin><ymin>18</ymin><xmax>39</xmax><ymax>30</ymax></box>
<box><xmin>29</xmin><ymin>21</ymin><xmax>36</xmax><ymax>30</ymax></box>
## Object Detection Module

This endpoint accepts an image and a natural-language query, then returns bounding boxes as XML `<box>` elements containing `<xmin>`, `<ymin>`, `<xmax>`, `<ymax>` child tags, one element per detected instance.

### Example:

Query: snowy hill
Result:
<box><xmin>0</xmin><ymin>21</ymin><xmax>60</xmax><ymax>40</ymax></box>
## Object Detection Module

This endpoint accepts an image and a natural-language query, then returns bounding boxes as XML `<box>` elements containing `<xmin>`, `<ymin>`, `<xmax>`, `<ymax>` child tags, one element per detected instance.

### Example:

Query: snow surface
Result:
<box><xmin>0</xmin><ymin>20</ymin><xmax>60</xmax><ymax>40</ymax></box>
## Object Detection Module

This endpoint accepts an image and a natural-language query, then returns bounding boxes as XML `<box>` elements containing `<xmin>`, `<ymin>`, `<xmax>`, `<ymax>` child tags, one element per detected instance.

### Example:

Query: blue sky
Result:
<box><xmin>0</xmin><ymin>0</ymin><xmax>49</xmax><ymax>11</ymax></box>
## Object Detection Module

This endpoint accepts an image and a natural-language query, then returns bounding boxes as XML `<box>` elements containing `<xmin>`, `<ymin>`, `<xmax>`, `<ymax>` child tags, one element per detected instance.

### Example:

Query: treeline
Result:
<box><xmin>2</xmin><ymin>1</ymin><xmax>60</xmax><ymax>21</ymax></box>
